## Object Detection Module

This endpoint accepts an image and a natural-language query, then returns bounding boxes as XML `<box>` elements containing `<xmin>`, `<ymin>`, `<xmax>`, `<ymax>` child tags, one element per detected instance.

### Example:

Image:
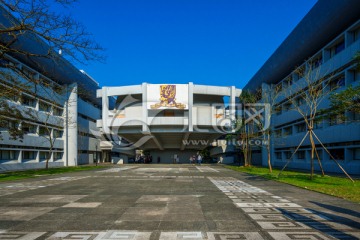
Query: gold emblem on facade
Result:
<box><xmin>150</xmin><ymin>85</ymin><xmax>186</xmax><ymax>109</ymax></box>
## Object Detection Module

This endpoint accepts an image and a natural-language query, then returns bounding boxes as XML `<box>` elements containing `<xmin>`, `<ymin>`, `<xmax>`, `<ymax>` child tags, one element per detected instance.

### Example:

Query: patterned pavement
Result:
<box><xmin>0</xmin><ymin>165</ymin><xmax>358</xmax><ymax>240</ymax></box>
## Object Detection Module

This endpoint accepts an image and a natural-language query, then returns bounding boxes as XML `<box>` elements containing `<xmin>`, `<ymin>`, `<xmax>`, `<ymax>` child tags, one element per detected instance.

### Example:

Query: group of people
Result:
<box><xmin>135</xmin><ymin>155</ymin><xmax>153</xmax><ymax>163</ymax></box>
<box><xmin>189</xmin><ymin>154</ymin><xmax>202</xmax><ymax>165</ymax></box>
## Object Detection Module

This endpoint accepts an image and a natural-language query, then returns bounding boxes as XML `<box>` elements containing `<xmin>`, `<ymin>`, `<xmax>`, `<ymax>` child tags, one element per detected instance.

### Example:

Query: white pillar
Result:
<box><xmin>142</xmin><ymin>83</ymin><xmax>148</xmax><ymax>132</ymax></box>
<box><xmin>64</xmin><ymin>83</ymin><xmax>78</xmax><ymax>166</ymax></box>
<box><xmin>230</xmin><ymin>86</ymin><xmax>236</xmax><ymax>123</ymax></box>
<box><xmin>102</xmin><ymin>87</ymin><xmax>110</xmax><ymax>134</ymax></box>
<box><xmin>188</xmin><ymin>82</ymin><xmax>193</xmax><ymax>132</ymax></box>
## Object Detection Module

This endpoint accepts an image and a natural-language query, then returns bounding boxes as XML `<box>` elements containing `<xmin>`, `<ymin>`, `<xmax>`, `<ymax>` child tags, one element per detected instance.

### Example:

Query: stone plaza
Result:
<box><xmin>0</xmin><ymin>165</ymin><xmax>359</xmax><ymax>239</ymax></box>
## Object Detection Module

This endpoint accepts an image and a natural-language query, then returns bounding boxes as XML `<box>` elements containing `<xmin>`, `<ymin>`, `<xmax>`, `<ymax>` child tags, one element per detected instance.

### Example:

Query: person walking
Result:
<box><xmin>197</xmin><ymin>154</ymin><xmax>202</xmax><ymax>165</ymax></box>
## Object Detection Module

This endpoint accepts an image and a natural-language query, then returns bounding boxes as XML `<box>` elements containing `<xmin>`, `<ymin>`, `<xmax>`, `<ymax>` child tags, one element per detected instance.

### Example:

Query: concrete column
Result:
<box><xmin>142</xmin><ymin>83</ymin><xmax>148</xmax><ymax>132</ymax></box>
<box><xmin>18</xmin><ymin>150</ymin><xmax>22</xmax><ymax>163</ymax></box>
<box><xmin>102</xmin><ymin>87</ymin><xmax>110</xmax><ymax>134</ymax></box>
<box><xmin>64</xmin><ymin>83</ymin><xmax>78</xmax><ymax>166</ymax></box>
<box><xmin>188</xmin><ymin>82</ymin><xmax>193</xmax><ymax>132</ymax></box>
<box><xmin>230</xmin><ymin>86</ymin><xmax>236</xmax><ymax>133</ymax></box>
<box><xmin>36</xmin><ymin>151</ymin><xmax>40</xmax><ymax>163</ymax></box>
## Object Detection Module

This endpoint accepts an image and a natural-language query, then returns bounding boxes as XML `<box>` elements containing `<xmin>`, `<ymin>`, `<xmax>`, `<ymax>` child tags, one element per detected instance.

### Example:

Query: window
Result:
<box><xmin>23</xmin><ymin>151</ymin><xmax>36</xmax><ymax>160</ymax></box>
<box><xmin>275</xmin><ymin>106</ymin><xmax>282</xmax><ymax>115</ymax></box>
<box><xmin>329</xmin><ymin>76</ymin><xmax>345</xmax><ymax>91</ymax></box>
<box><xmin>0</xmin><ymin>150</ymin><xmax>16</xmax><ymax>160</ymax></box>
<box><xmin>22</xmin><ymin>123</ymin><xmax>37</xmax><ymax>134</ymax></box>
<box><xmin>275</xmin><ymin>152</ymin><xmax>282</xmax><ymax>160</ymax></box>
<box><xmin>53</xmin><ymin>85</ymin><xmax>63</xmax><ymax>94</ymax></box>
<box><xmin>284</xmin><ymin>126</ymin><xmax>292</xmax><ymax>136</ymax></box>
<box><xmin>354</xmin><ymin>27</ymin><xmax>360</xmax><ymax>41</ymax></box>
<box><xmin>329</xmin><ymin>114</ymin><xmax>345</xmax><ymax>126</ymax></box>
<box><xmin>21</xmin><ymin>95</ymin><xmax>36</xmax><ymax>108</ymax></box>
<box><xmin>352</xmin><ymin>112</ymin><xmax>360</xmax><ymax>121</ymax></box>
<box><xmin>330</xmin><ymin>40</ymin><xmax>345</xmax><ymax>57</ymax></box>
<box><xmin>314</xmin><ymin>119</ymin><xmax>323</xmax><ymax>129</ymax></box>
<box><xmin>329</xmin><ymin>148</ymin><xmax>344</xmax><ymax>160</ymax></box>
<box><xmin>283</xmin><ymin>103</ymin><xmax>291</xmax><ymax>112</ymax></box>
<box><xmin>297</xmin><ymin>151</ymin><xmax>305</xmax><ymax>160</ymax></box>
<box><xmin>53</xmin><ymin>107</ymin><xmax>63</xmax><ymax>116</ymax></box>
<box><xmin>284</xmin><ymin>76</ymin><xmax>293</xmax><ymax>86</ymax></box>
<box><xmin>311</xmin><ymin>57</ymin><xmax>322</xmax><ymax>69</ymax></box>
<box><xmin>53</xmin><ymin>129</ymin><xmax>63</xmax><ymax>138</ymax></box>
<box><xmin>54</xmin><ymin>152</ymin><xmax>63</xmax><ymax>160</ymax></box>
<box><xmin>0</xmin><ymin>120</ymin><xmax>16</xmax><ymax>131</ymax></box>
<box><xmin>39</xmin><ymin>102</ymin><xmax>52</xmax><ymax>112</ymax></box>
<box><xmin>296</xmin><ymin>123</ymin><xmax>306</xmax><ymax>133</ymax></box>
<box><xmin>295</xmin><ymin>97</ymin><xmax>305</xmax><ymax>106</ymax></box>
<box><xmin>296</xmin><ymin>66</ymin><xmax>305</xmax><ymax>79</ymax></box>
<box><xmin>39</xmin><ymin>152</ymin><xmax>50</xmax><ymax>161</ymax></box>
<box><xmin>285</xmin><ymin>151</ymin><xmax>292</xmax><ymax>160</ymax></box>
<box><xmin>354</xmin><ymin>148</ymin><xmax>360</xmax><ymax>160</ymax></box>
<box><xmin>39</xmin><ymin>126</ymin><xmax>50</xmax><ymax>136</ymax></box>
<box><xmin>274</xmin><ymin>129</ymin><xmax>282</xmax><ymax>137</ymax></box>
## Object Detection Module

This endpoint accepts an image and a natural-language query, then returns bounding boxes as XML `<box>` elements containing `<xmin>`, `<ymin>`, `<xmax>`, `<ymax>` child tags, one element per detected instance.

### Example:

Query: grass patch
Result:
<box><xmin>225</xmin><ymin>165</ymin><xmax>360</xmax><ymax>203</ymax></box>
<box><xmin>0</xmin><ymin>166</ymin><xmax>107</xmax><ymax>182</ymax></box>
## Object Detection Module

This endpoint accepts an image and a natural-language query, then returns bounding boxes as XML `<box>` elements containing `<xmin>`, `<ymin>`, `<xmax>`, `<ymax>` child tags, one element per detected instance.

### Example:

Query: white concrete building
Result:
<box><xmin>97</xmin><ymin>83</ymin><xmax>241</xmax><ymax>163</ymax></box>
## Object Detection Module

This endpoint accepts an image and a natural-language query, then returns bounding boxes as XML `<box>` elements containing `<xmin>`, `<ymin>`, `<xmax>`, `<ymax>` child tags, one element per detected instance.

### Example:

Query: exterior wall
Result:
<box><xmin>254</xmin><ymin>19</ymin><xmax>360</xmax><ymax>175</ymax></box>
<box><xmin>0</xmin><ymin>54</ymin><xmax>103</xmax><ymax>171</ymax></box>
<box><xmin>97</xmin><ymin>83</ymin><xmax>241</xmax><ymax>155</ymax></box>
<box><xmin>77</xmin><ymin>98</ymin><xmax>102</xmax><ymax>165</ymax></box>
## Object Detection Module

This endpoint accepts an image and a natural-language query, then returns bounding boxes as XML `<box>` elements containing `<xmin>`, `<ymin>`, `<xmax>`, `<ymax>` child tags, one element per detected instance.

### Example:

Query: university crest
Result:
<box><xmin>150</xmin><ymin>85</ymin><xmax>186</xmax><ymax>109</ymax></box>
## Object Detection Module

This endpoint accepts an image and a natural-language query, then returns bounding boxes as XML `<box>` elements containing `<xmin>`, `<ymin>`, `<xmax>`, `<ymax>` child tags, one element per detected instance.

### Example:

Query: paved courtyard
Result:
<box><xmin>0</xmin><ymin>164</ymin><xmax>359</xmax><ymax>240</ymax></box>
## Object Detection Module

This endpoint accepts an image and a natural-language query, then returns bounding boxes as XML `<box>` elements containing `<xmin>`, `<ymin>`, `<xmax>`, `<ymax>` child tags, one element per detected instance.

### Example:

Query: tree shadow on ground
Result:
<box><xmin>278</xmin><ymin>208</ymin><xmax>356</xmax><ymax>240</ymax></box>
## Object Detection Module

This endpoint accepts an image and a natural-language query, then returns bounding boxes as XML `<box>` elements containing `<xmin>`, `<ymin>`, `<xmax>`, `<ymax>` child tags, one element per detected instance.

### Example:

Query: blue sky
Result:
<box><xmin>70</xmin><ymin>0</ymin><xmax>317</xmax><ymax>89</ymax></box>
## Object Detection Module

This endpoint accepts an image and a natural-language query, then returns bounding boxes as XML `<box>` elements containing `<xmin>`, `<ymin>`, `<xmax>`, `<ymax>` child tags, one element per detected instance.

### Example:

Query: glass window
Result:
<box><xmin>354</xmin><ymin>148</ymin><xmax>360</xmax><ymax>160</ymax></box>
<box><xmin>297</xmin><ymin>151</ymin><xmax>305</xmax><ymax>160</ymax></box>
<box><xmin>0</xmin><ymin>150</ymin><xmax>16</xmax><ymax>160</ymax></box>
<box><xmin>329</xmin><ymin>113</ymin><xmax>345</xmax><ymax>126</ymax></box>
<box><xmin>285</xmin><ymin>151</ymin><xmax>292</xmax><ymax>160</ymax></box>
<box><xmin>283</xmin><ymin>103</ymin><xmax>292</xmax><ymax>112</ymax></box>
<box><xmin>314</xmin><ymin>119</ymin><xmax>323</xmax><ymax>129</ymax></box>
<box><xmin>329</xmin><ymin>148</ymin><xmax>345</xmax><ymax>160</ymax></box>
<box><xmin>296</xmin><ymin>123</ymin><xmax>306</xmax><ymax>133</ymax></box>
<box><xmin>39</xmin><ymin>152</ymin><xmax>50</xmax><ymax>160</ymax></box>
<box><xmin>39</xmin><ymin>102</ymin><xmax>52</xmax><ymax>112</ymax></box>
<box><xmin>53</xmin><ymin>129</ymin><xmax>63</xmax><ymax>138</ymax></box>
<box><xmin>54</xmin><ymin>152</ymin><xmax>63</xmax><ymax>160</ymax></box>
<box><xmin>275</xmin><ymin>152</ymin><xmax>282</xmax><ymax>160</ymax></box>
<box><xmin>274</xmin><ymin>129</ymin><xmax>282</xmax><ymax>137</ymax></box>
<box><xmin>22</xmin><ymin>123</ymin><xmax>37</xmax><ymax>134</ymax></box>
<box><xmin>21</xmin><ymin>95</ymin><xmax>36</xmax><ymax>108</ymax></box>
<box><xmin>284</xmin><ymin>126</ymin><xmax>292</xmax><ymax>136</ymax></box>
<box><xmin>23</xmin><ymin>151</ymin><xmax>36</xmax><ymax>160</ymax></box>
<box><xmin>330</xmin><ymin>40</ymin><xmax>345</xmax><ymax>57</ymax></box>
<box><xmin>329</xmin><ymin>76</ymin><xmax>345</xmax><ymax>90</ymax></box>
<box><xmin>39</xmin><ymin>126</ymin><xmax>50</xmax><ymax>136</ymax></box>
<box><xmin>311</xmin><ymin>57</ymin><xmax>322</xmax><ymax>69</ymax></box>
<box><xmin>53</xmin><ymin>107</ymin><xmax>63</xmax><ymax>116</ymax></box>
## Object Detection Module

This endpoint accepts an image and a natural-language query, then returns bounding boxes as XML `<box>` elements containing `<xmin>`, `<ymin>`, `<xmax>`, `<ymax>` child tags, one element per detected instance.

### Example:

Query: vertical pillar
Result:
<box><xmin>188</xmin><ymin>82</ymin><xmax>193</xmax><ymax>132</ymax></box>
<box><xmin>230</xmin><ymin>86</ymin><xmax>236</xmax><ymax>124</ymax></box>
<box><xmin>18</xmin><ymin>150</ymin><xmax>22</xmax><ymax>163</ymax></box>
<box><xmin>102</xmin><ymin>87</ymin><xmax>110</xmax><ymax>134</ymax></box>
<box><xmin>64</xmin><ymin>83</ymin><xmax>78</xmax><ymax>166</ymax></box>
<box><xmin>142</xmin><ymin>83</ymin><xmax>148</xmax><ymax>132</ymax></box>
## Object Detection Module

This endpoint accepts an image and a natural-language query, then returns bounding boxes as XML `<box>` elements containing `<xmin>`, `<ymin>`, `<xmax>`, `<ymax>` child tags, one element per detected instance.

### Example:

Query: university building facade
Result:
<box><xmin>97</xmin><ymin>83</ymin><xmax>241</xmax><ymax>164</ymax></box>
<box><xmin>244</xmin><ymin>0</ymin><xmax>360</xmax><ymax>174</ymax></box>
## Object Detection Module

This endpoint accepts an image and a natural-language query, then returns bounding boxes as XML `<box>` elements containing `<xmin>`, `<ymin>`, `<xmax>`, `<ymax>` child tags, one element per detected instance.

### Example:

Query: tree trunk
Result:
<box><xmin>266</xmin><ymin>132</ymin><xmax>272</xmax><ymax>173</ymax></box>
<box><xmin>309</xmin><ymin>131</ymin><xmax>315</xmax><ymax>180</ymax></box>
